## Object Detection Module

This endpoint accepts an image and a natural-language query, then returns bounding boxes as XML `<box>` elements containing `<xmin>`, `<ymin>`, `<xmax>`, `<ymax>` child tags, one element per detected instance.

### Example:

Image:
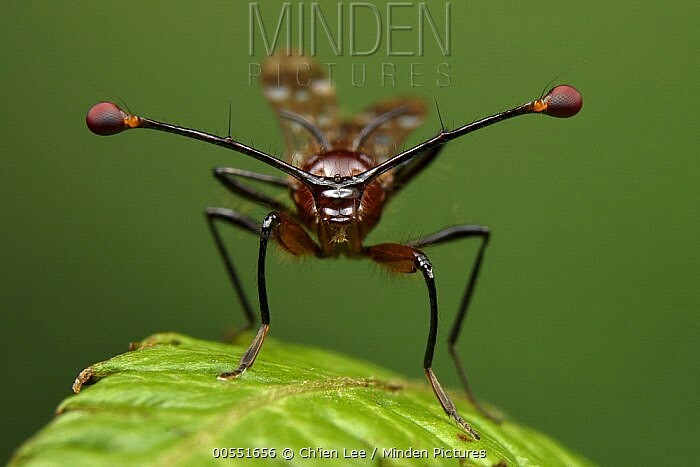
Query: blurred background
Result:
<box><xmin>1</xmin><ymin>1</ymin><xmax>696</xmax><ymax>464</ymax></box>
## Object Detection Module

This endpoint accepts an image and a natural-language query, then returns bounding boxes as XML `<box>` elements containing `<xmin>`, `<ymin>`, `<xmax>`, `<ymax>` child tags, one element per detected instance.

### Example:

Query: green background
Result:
<box><xmin>1</xmin><ymin>1</ymin><xmax>695</xmax><ymax>465</ymax></box>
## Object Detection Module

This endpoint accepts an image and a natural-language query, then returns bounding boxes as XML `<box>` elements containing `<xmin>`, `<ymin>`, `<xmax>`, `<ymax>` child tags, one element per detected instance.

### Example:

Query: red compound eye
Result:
<box><xmin>542</xmin><ymin>85</ymin><xmax>583</xmax><ymax>118</ymax></box>
<box><xmin>86</xmin><ymin>102</ymin><xmax>129</xmax><ymax>136</ymax></box>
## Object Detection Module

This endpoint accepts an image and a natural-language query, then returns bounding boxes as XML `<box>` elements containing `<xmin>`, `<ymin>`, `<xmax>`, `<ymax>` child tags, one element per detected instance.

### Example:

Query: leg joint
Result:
<box><xmin>213</xmin><ymin>166</ymin><xmax>231</xmax><ymax>180</ymax></box>
<box><xmin>477</xmin><ymin>226</ymin><xmax>490</xmax><ymax>238</ymax></box>
<box><xmin>261</xmin><ymin>212</ymin><xmax>281</xmax><ymax>234</ymax></box>
<box><xmin>414</xmin><ymin>253</ymin><xmax>434</xmax><ymax>278</ymax></box>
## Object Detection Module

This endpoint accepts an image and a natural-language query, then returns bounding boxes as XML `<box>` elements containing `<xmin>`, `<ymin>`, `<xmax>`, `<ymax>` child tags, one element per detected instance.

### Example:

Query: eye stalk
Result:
<box><xmin>84</xmin><ymin>102</ymin><xmax>325</xmax><ymax>187</ymax></box>
<box><xmin>356</xmin><ymin>84</ymin><xmax>583</xmax><ymax>186</ymax></box>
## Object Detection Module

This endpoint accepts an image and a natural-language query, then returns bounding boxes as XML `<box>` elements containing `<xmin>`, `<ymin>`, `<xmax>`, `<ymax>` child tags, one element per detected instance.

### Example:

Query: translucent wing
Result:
<box><xmin>260</xmin><ymin>54</ymin><xmax>426</xmax><ymax>168</ymax></box>
<box><xmin>342</xmin><ymin>98</ymin><xmax>427</xmax><ymax>163</ymax></box>
<box><xmin>261</xmin><ymin>53</ymin><xmax>339</xmax><ymax>167</ymax></box>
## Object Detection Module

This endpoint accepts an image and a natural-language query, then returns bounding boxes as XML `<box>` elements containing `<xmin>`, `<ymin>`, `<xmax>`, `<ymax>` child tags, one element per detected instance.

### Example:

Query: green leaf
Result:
<box><xmin>11</xmin><ymin>333</ymin><xmax>593</xmax><ymax>466</ymax></box>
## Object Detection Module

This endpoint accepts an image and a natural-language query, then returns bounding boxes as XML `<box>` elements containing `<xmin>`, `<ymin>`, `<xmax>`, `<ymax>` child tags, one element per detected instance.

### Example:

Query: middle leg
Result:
<box><xmin>213</xmin><ymin>167</ymin><xmax>291</xmax><ymax>212</ymax></box>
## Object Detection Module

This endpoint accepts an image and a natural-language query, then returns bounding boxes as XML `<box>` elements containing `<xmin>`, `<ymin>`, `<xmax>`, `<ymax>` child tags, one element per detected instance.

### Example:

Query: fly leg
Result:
<box><xmin>205</xmin><ymin>208</ymin><xmax>261</xmax><ymax>341</ymax></box>
<box><xmin>408</xmin><ymin>225</ymin><xmax>500</xmax><ymax>422</ymax></box>
<box><xmin>213</xmin><ymin>167</ymin><xmax>292</xmax><ymax>211</ymax></box>
<box><xmin>366</xmin><ymin>243</ymin><xmax>480</xmax><ymax>440</ymax></box>
<box><xmin>218</xmin><ymin>212</ymin><xmax>319</xmax><ymax>380</ymax></box>
<box><xmin>208</xmin><ymin>168</ymin><xmax>294</xmax><ymax>342</ymax></box>
<box><xmin>392</xmin><ymin>145</ymin><xmax>444</xmax><ymax>194</ymax></box>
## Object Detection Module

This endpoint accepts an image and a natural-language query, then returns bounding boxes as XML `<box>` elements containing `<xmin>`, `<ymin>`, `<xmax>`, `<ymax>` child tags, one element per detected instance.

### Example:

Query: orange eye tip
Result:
<box><xmin>86</xmin><ymin>102</ymin><xmax>129</xmax><ymax>135</ymax></box>
<box><xmin>543</xmin><ymin>85</ymin><xmax>582</xmax><ymax>118</ymax></box>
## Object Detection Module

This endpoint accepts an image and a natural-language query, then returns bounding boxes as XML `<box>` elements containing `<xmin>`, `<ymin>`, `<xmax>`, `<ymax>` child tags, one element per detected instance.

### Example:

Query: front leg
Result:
<box><xmin>218</xmin><ymin>212</ymin><xmax>319</xmax><ymax>380</ymax></box>
<box><xmin>408</xmin><ymin>225</ymin><xmax>498</xmax><ymax>422</ymax></box>
<box><xmin>366</xmin><ymin>243</ymin><xmax>480</xmax><ymax>440</ymax></box>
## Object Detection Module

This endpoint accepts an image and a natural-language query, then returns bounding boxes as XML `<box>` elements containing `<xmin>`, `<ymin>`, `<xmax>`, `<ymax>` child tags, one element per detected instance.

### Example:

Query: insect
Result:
<box><xmin>86</xmin><ymin>54</ymin><xmax>582</xmax><ymax>439</ymax></box>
